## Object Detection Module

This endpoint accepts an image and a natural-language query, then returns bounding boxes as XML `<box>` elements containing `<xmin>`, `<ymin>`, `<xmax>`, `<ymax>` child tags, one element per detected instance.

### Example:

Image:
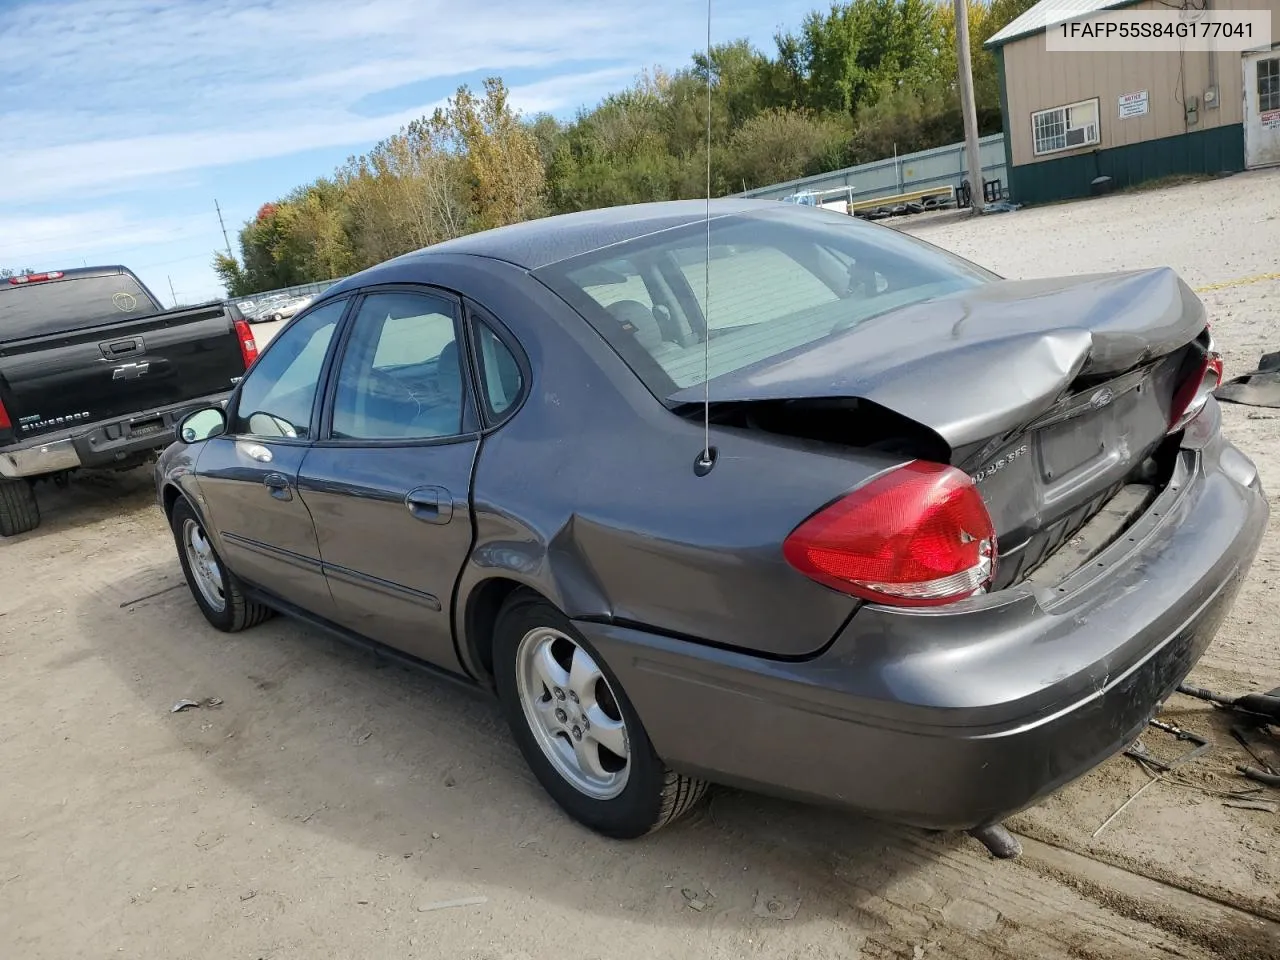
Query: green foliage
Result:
<box><xmin>217</xmin><ymin>1</ymin><xmax>1033</xmax><ymax>295</ymax></box>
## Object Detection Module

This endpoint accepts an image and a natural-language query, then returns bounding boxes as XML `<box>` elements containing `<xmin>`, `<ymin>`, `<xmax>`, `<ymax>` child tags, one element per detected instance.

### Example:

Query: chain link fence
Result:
<box><xmin>227</xmin><ymin>277</ymin><xmax>346</xmax><ymax>321</ymax></box>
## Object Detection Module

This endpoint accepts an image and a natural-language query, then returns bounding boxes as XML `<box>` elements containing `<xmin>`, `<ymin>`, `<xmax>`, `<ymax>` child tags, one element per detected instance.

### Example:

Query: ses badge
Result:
<box><xmin>971</xmin><ymin>443</ymin><xmax>1029</xmax><ymax>484</ymax></box>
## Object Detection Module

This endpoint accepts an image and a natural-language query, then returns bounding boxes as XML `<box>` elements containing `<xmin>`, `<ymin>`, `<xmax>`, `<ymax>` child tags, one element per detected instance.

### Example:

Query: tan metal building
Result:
<box><xmin>986</xmin><ymin>0</ymin><xmax>1280</xmax><ymax>203</ymax></box>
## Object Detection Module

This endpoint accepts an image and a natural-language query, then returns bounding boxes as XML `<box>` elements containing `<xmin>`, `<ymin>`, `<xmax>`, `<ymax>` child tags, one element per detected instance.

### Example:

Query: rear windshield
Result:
<box><xmin>534</xmin><ymin>208</ymin><xmax>995</xmax><ymax>399</ymax></box>
<box><xmin>0</xmin><ymin>273</ymin><xmax>161</xmax><ymax>338</ymax></box>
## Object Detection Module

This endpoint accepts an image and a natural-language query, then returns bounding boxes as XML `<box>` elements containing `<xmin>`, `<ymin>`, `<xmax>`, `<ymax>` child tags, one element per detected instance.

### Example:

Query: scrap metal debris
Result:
<box><xmin>416</xmin><ymin>896</ymin><xmax>488</xmax><ymax>912</ymax></box>
<box><xmin>1215</xmin><ymin>350</ymin><xmax>1280</xmax><ymax>408</ymax></box>
<box><xmin>1095</xmin><ymin>718</ymin><xmax>1212</xmax><ymax>838</ymax></box>
<box><xmin>1178</xmin><ymin>682</ymin><xmax>1280</xmax><ymax>724</ymax></box>
<box><xmin>1222</xmin><ymin>797</ymin><xmax>1279</xmax><ymax>813</ymax></box>
<box><xmin>752</xmin><ymin>890</ymin><xmax>801</xmax><ymax>920</ymax></box>
<box><xmin>170</xmin><ymin>697</ymin><xmax>222</xmax><ymax>713</ymax></box>
<box><xmin>1237</xmin><ymin>765</ymin><xmax>1280</xmax><ymax>788</ymax></box>
<box><xmin>680</xmin><ymin>883</ymin><xmax>716</xmax><ymax>912</ymax></box>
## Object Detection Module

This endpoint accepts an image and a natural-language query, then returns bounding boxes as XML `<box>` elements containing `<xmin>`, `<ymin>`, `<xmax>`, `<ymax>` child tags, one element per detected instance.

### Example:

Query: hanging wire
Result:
<box><xmin>700</xmin><ymin>0</ymin><xmax>713</xmax><ymax>468</ymax></box>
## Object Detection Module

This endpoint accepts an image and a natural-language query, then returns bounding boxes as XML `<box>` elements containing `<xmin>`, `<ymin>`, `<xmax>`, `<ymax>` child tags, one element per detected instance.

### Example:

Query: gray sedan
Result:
<box><xmin>156</xmin><ymin>200</ymin><xmax>1266</xmax><ymax>851</ymax></box>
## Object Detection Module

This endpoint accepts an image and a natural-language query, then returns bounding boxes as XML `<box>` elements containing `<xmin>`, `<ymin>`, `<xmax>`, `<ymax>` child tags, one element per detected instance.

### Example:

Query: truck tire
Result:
<box><xmin>0</xmin><ymin>478</ymin><xmax>40</xmax><ymax>537</ymax></box>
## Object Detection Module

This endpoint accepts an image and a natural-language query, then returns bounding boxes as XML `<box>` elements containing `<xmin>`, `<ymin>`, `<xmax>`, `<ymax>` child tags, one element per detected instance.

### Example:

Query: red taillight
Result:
<box><xmin>783</xmin><ymin>461</ymin><xmax>997</xmax><ymax>607</ymax></box>
<box><xmin>1168</xmin><ymin>351</ymin><xmax>1223</xmax><ymax>433</ymax></box>
<box><xmin>8</xmin><ymin>271</ymin><xmax>64</xmax><ymax>285</ymax></box>
<box><xmin>0</xmin><ymin>397</ymin><xmax>11</xmax><ymax>430</ymax></box>
<box><xmin>234</xmin><ymin>319</ymin><xmax>258</xmax><ymax>369</ymax></box>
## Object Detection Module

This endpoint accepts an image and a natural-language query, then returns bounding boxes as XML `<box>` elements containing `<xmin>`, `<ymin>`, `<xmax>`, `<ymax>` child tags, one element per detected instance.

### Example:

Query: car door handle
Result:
<box><xmin>405</xmin><ymin>486</ymin><xmax>453</xmax><ymax>524</ymax></box>
<box><xmin>263</xmin><ymin>472</ymin><xmax>293</xmax><ymax>501</ymax></box>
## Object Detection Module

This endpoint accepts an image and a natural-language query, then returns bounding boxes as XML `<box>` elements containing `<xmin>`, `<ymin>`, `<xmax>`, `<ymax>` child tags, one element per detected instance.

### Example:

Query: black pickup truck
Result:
<box><xmin>0</xmin><ymin>266</ymin><xmax>257</xmax><ymax>536</ymax></box>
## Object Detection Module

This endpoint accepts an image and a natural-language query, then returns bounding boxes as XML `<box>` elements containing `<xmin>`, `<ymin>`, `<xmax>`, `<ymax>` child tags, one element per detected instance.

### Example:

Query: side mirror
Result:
<box><xmin>179</xmin><ymin>406</ymin><xmax>227</xmax><ymax>444</ymax></box>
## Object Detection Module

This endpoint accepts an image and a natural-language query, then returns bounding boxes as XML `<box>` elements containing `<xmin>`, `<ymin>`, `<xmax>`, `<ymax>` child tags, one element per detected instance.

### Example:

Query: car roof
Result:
<box><xmin>364</xmin><ymin>198</ymin><xmax>806</xmax><ymax>275</ymax></box>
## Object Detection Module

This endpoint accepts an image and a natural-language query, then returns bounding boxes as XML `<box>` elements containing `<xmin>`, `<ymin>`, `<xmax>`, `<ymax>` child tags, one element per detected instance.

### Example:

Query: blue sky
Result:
<box><xmin>1</xmin><ymin>0</ymin><xmax>817</xmax><ymax>305</ymax></box>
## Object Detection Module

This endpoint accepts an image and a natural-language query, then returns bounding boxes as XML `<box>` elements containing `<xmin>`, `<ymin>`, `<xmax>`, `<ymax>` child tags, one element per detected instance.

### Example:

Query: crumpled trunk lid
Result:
<box><xmin>670</xmin><ymin>267</ymin><xmax>1209</xmax><ymax>587</ymax></box>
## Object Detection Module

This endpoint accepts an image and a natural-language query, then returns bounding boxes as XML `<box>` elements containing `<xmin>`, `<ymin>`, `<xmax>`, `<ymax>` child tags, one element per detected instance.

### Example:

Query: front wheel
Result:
<box><xmin>494</xmin><ymin>594</ymin><xmax>707</xmax><ymax>838</ymax></box>
<box><xmin>170</xmin><ymin>497</ymin><xmax>273</xmax><ymax>632</ymax></box>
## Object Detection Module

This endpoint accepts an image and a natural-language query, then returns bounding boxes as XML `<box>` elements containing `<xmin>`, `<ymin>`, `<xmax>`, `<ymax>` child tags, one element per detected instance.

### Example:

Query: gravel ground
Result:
<box><xmin>3</xmin><ymin>170</ymin><xmax>1280</xmax><ymax>960</ymax></box>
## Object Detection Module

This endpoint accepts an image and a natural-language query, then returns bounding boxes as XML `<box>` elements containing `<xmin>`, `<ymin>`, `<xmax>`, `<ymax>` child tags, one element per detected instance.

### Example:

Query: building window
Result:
<box><xmin>1031</xmin><ymin>98</ymin><xmax>1100</xmax><ymax>156</ymax></box>
<box><xmin>1260</xmin><ymin>58</ymin><xmax>1280</xmax><ymax>113</ymax></box>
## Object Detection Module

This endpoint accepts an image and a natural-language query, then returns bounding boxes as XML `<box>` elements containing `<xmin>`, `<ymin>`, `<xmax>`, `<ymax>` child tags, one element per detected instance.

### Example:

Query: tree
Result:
<box><xmin>435</xmin><ymin>77</ymin><xmax>547</xmax><ymax>230</ymax></box>
<box><xmin>215</xmin><ymin>2</ymin><xmax>1045</xmax><ymax>297</ymax></box>
<box><xmin>0</xmin><ymin>267</ymin><xmax>35</xmax><ymax>279</ymax></box>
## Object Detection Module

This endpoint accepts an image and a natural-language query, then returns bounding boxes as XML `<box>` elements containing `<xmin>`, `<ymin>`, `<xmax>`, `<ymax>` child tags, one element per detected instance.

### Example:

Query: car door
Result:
<box><xmin>297</xmin><ymin>288</ymin><xmax>481</xmax><ymax>670</ymax></box>
<box><xmin>194</xmin><ymin>298</ymin><xmax>349</xmax><ymax>618</ymax></box>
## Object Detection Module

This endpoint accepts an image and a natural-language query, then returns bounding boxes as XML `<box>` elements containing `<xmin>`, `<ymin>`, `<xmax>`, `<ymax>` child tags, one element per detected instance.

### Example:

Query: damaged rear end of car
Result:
<box><xmin>679</xmin><ymin>266</ymin><xmax>1225</xmax><ymax>605</ymax></box>
<box><xmin>539</xmin><ymin>203</ymin><xmax>1266</xmax><ymax>832</ymax></box>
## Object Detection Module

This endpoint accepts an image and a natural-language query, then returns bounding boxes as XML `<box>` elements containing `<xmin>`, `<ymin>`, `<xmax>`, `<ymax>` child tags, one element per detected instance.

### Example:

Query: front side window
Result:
<box><xmin>534</xmin><ymin>208</ymin><xmax>993</xmax><ymax>398</ymax></box>
<box><xmin>1032</xmin><ymin>98</ymin><xmax>1100</xmax><ymax>156</ymax></box>
<box><xmin>231</xmin><ymin>298</ymin><xmax>345</xmax><ymax>439</ymax></box>
<box><xmin>331</xmin><ymin>292</ymin><xmax>464</xmax><ymax>441</ymax></box>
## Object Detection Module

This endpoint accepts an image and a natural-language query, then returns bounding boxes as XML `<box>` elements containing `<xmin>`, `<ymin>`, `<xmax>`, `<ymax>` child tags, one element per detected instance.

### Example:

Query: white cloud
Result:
<box><xmin>0</xmin><ymin>0</ymin><xmax>714</xmax><ymax>204</ymax></box>
<box><xmin>0</xmin><ymin>0</ymin><xmax>811</xmax><ymax>297</ymax></box>
<box><xmin>0</xmin><ymin>209</ymin><xmax>212</xmax><ymax>264</ymax></box>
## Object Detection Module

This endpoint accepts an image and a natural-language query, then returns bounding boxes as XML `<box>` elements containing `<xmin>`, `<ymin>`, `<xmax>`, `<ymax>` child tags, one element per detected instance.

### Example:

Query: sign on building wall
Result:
<box><xmin>1263</xmin><ymin>110</ymin><xmax>1280</xmax><ymax>130</ymax></box>
<box><xmin>1118</xmin><ymin>91</ymin><xmax>1150</xmax><ymax>119</ymax></box>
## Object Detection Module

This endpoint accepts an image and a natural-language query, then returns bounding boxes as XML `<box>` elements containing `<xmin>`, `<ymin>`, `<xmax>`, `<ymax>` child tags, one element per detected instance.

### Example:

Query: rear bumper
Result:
<box><xmin>0</xmin><ymin>394</ymin><xmax>228</xmax><ymax>480</ymax></box>
<box><xmin>582</xmin><ymin>406</ymin><xmax>1268</xmax><ymax>829</ymax></box>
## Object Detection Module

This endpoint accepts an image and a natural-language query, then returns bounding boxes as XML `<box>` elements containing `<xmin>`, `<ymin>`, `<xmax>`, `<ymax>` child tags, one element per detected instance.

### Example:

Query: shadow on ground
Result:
<box><xmin>2</xmin><ymin>465</ymin><xmax>156</xmax><ymax>545</ymax></box>
<box><xmin>72</xmin><ymin>558</ymin><xmax>1232</xmax><ymax>960</ymax></box>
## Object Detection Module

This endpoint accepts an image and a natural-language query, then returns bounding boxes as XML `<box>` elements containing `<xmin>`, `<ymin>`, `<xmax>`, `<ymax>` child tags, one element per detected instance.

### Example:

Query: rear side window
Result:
<box><xmin>0</xmin><ymin>273</ymin><xmax>162</xmax><ymax>338</ymax></box>
<box><xmin>473</xmin><ymin>321</ymin><xmax>524</xmax><ymax>422</ymax></box>
<box><xmin>331</xmin><ymin>292</ymin><xmax>464</xmax><ymax>441</ymax></box>
<box><xmin>534</xmin><ymin>209</ymin><xmax>993</xmax><ymax>398</ymax></box>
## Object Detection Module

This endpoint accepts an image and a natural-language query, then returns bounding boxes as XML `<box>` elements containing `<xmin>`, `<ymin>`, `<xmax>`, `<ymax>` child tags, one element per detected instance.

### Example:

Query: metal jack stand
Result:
<box><xmin>968</xmin><ymin>824</ymin><xmax>1022</xmax><ymax>859</ymax></box>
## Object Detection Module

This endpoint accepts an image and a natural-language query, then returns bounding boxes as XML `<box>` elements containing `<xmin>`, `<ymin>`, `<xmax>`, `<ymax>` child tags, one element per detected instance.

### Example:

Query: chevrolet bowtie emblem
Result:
<box><xmin>112</xmin><ymin>361</ymin><xmax>150</xmax><ymax>380</ymax></box>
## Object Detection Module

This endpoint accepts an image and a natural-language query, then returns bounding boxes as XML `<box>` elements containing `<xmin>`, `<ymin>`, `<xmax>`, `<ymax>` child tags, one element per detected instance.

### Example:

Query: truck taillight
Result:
<box><xmin>8</xmin><ymin>271</ymin><xmax>64</xmax><ymax>285</ymax></box>
<box><xmin>0</xmin><ymin>397</ymin><xmax>11</xmax><ymax>430</ymax></box>
<box><xmin>234</xmin><ymin>319</ymin><xmax>258</xmax><ymax>369</ymax></box>
<box><xmin>782</xmin><ymin>461</ymin><xmax>997</xmax><ymax>607</ymax></box>
<box><xmin>1168</xmin><ymin>351</ymin><xmax>1223</xmax><ymax>434</ymax></box>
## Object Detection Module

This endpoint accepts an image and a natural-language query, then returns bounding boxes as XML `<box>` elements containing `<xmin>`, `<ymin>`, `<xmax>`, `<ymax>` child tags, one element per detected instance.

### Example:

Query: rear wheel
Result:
<box><xmin>494</xmin><ymin>594</ymin><xmax>707</xmax><ymax>838</ymax></box>
<box><xmin>170</xmin><ymin>497</ymin><xmax>273</xmax><ymax>632</ymax></box>
<box><xmin>0</xmin><ymin>477</ymin><xmax>40</xmax><ymax>537</ymax></box>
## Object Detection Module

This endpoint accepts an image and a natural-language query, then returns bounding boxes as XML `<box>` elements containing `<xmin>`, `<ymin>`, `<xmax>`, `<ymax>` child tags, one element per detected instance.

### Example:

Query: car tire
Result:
<box><xmin>493</xmin><ymin>593</ymin><xmax>707</xmax><ymax>839</ymax></box>
<box><xmin>0</xmin><ymin>477</ymin><xmax>40</xmax><ymax>537</ymax></box>
<box><xmin>170</xmin><ymin>497</ymin><xmax>273</xmax><ymax>632</ymax></box>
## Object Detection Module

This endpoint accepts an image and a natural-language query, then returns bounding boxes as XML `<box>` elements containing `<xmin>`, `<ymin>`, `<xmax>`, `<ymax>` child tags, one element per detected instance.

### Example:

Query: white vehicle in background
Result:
<box><xmin>781</xmin><ymin>186</ymin><xmax>855</xmax><ymax>212</ymax></box>
<box><xmin>265</xmin><ymin>294</ymin><xmax>313</xmax><ymax>322</ymax></box>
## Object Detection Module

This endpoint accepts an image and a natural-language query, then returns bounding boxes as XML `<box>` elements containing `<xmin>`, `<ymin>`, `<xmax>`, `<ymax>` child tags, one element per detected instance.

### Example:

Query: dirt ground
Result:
<box><xmin>4</xmin><ymin>171</ymin><xmax>1280</xmax><ymax>960</ymax></box>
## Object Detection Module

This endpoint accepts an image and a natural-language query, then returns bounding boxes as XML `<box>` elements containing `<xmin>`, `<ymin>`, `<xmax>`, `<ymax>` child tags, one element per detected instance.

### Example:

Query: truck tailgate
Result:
<box><xmin>0</xmin><ymin>304</ymin><xmax>244</xmax><ymax>442</ymax></box>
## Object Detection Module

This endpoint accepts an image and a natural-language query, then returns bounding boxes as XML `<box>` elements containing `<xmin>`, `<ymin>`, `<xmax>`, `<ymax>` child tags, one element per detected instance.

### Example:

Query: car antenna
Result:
<box><xmin>694</xmin><ymin>0</ymin><xmax>717</xmax><ymax>478</ymax></box>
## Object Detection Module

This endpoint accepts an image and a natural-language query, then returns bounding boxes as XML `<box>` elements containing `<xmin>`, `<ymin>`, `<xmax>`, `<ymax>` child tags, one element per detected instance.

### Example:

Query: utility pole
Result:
<box><xmin>168</xmin><ymin>275</ymin><xmax>178</xmax><ymax>308</ymax></box>
<box><xmin>954</xmin><ymin>0</ymin><xmax>985</xmax><ymax>214</ymax></box>
<box><xmin>214</xmin><ymin>199</ymin><xmax>233</xmax><ymax>259</ymax></box>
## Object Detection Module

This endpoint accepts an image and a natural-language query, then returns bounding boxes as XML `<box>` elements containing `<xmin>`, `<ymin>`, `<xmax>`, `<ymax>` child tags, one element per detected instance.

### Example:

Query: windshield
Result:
<box><xmin>0</xmin><ymin>272</ymin><xmax>161</xmax><ymax>338</ymax></box>
<box><xmin>534</xmin><ymin>207</ymin><xmax>995</xmax><ymax>400</ymax></box>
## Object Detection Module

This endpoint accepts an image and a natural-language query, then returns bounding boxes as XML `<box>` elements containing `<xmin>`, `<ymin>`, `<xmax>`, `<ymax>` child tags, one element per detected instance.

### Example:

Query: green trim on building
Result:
<box><xmin>993</xmin><ymin>47</ymin><xmax>1015</xmax><ymax>196</ymax></box>
<box><xmin>1007</xmin><ymin>124</ymin><xmax>1245</xmax><ymax>206</ymax></box>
